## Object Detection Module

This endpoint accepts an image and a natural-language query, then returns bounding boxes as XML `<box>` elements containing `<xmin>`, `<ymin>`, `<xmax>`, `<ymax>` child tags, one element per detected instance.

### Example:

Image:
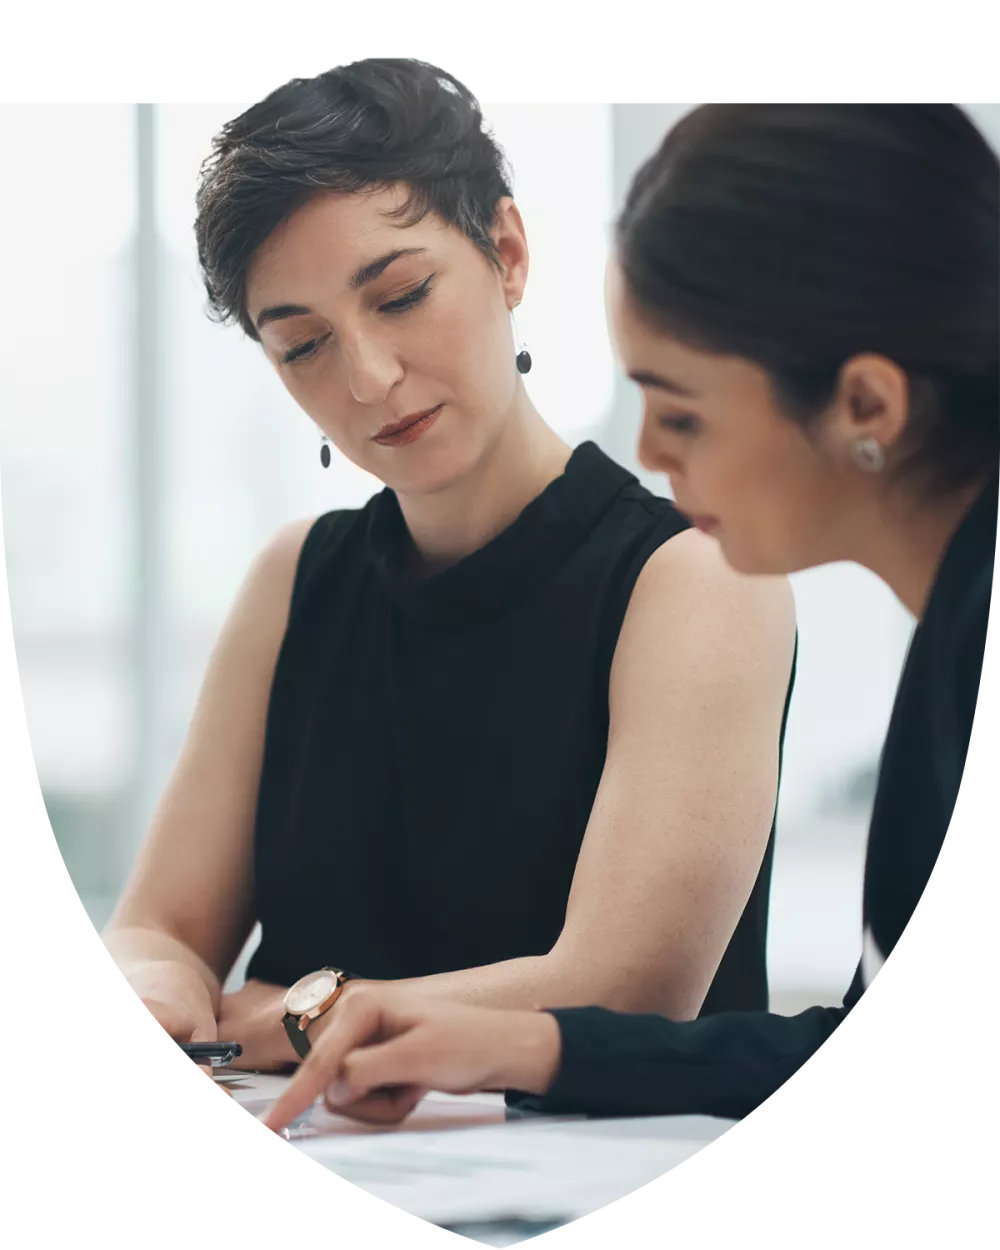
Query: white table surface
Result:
<box><xmin>221</xmin><ymin>1070</ymin><xmax>735</xmax><ymax>1245</ymax></box>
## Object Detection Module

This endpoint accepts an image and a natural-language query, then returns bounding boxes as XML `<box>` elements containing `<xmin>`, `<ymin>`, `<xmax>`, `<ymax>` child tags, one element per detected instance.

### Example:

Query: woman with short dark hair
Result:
<box><xmin>103</xmin><ymin>66</ymin><xmax>796</xmax><ymax>1072</ymax></box>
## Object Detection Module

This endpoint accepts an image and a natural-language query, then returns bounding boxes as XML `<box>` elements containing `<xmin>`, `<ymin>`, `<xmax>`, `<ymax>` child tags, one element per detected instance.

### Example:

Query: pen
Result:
<box><xmin>177</xmin><ymin>1040</ymin><xmax>243</xmax><ymax>1067</ymax></box>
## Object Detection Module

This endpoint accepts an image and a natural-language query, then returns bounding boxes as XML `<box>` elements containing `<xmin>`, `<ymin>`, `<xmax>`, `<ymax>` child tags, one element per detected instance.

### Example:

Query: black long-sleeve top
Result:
<box><xmin>514</xmin><ymin>472</ymin><xmax>997</xmax><ymax>1120</ymax></box>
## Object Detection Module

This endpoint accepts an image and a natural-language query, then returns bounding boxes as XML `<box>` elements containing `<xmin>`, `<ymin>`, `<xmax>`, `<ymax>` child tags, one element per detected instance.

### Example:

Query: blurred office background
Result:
<box><xmin>2</xmin><ymin>102</ymin><xmax>997</xmax><ymax>1010</ymax></box>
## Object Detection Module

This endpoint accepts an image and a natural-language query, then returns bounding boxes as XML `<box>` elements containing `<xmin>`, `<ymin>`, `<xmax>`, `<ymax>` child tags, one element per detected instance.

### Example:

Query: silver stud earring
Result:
<box><xmin>320</xmin><ymin>435</ymin><xmax>331</xmax><ymax>468</ymax></box>
<box><xmin>511</xmin><ymin>307</ymin><xmax>532</xmax><ymax>375</ymax></box>
<box><xmin>851</xmin><ymin>437</ymin><xmax>886</xmax><ymax>473</ymax></box>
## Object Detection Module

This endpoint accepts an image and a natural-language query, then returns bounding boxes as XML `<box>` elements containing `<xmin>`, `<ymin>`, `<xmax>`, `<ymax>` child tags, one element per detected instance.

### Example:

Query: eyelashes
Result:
<box><xmin>379</xmin><ymin>274</ymin><xmax>435</xmax><ymax>314</ymax></box>
<box><xmin>282</xmin><ymin>336</ymin><xmax>329</xmax><ymax>365</ymax></box>
<box><xmin>657</xmin><ymin>413</ymin><xmax>700</xmax><ymax>434</ymax></box>
<box><xmin>279</xmin><ymin>275</ymin><xmax>436</xmax><ymax>366</ymax></box>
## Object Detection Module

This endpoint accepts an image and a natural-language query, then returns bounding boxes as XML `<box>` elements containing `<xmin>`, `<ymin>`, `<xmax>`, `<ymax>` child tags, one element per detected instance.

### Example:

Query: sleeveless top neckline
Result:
<box><xmin>366</xmin><ymin>440</ymin><xmax>636</xmax><ymax>625</ymax></box>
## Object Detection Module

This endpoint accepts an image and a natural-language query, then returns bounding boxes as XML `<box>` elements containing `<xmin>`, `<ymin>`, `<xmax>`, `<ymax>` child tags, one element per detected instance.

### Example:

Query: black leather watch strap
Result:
<box><xmin>283</xmin><ymin>969</ymin><xmax>356</xmax><ymax>1060</ymax></box>
<box><xmin>283</xmin><ymin>1011</ymin><xmax>312</xmax><ymax>1059</ymax></box>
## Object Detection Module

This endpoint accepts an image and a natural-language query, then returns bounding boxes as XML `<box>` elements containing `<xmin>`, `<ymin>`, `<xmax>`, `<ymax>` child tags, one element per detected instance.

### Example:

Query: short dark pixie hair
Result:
<box><xmin>616</xmin><ymin>104</ymin><xmax>1000</xmax><ymax>495</ymax></box>
<box><xmin>195</xmin><ymin>58</ymin><xmax>513</xmax><ymax>339</ymax></box>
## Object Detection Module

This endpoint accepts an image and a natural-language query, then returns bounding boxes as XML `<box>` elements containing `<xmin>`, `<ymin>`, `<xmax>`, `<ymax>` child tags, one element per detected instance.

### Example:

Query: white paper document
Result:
<box><xmin>225</xmin><ymin>1074</ymin><xmax>732</xmax><ymax>1228</ymax></box>
<box><xmin>288</xmin><ymin>1115</ymin><xmax>735</xmax><ymax>1220</ymax></box>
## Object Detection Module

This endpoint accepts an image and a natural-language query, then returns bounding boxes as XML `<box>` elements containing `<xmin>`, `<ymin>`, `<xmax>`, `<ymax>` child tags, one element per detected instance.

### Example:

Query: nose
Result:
<box><xmin>342</xmin><ymin>328</ymin><xmax>404</xmax><ymax>407</ymax></box>
<box><xmin>637</xmin><ymin>419</ymin><xmax>684</xmax><ymax>483</ymax></box>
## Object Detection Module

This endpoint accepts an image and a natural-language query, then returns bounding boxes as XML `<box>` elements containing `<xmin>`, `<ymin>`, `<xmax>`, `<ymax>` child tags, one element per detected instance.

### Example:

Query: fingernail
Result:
<box><xmin>327</xmin><ymin>1078</ymin><xmax>348</xmax><ymax>1103</ymax></box>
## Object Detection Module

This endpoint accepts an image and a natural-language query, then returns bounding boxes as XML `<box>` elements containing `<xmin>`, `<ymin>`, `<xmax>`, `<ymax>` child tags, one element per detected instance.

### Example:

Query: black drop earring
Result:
<box><xmin>320</xmin><ymin>436</ymin><xmax>331</xmax><ymax>468</ymax></box>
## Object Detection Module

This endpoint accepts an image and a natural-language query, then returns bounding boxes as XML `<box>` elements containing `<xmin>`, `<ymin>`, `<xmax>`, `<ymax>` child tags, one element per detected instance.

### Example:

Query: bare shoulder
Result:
<box><xmin>627</xmin><ymin>526</ymin><xmax>795</xmax><ymax>641</ymax></box>
<box><xmin>247</xmin><ymin>516</ymin><xmax>318</xmax><ymax>593</ymax></box>
<box><xmin>610</xmin><ymin>528</ymin><xmax>796</xmax><ymax>714</ymax></box>
<box><xmin>217</xmin><ymin>516</ymin><xmax>319</xmax><ymax>662</ymax></box>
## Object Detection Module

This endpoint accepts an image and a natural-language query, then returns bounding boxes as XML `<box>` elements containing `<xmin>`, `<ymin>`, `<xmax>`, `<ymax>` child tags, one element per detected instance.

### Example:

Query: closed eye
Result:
<box><xmin>281</xmin><ymin>334</ymin><xmax>330</xmax><ymax>365</ymax></box>
<box><xmin>657</xmin><ymin>413</ymin><xmax>700</xmax><ymax>434</ymax></box>
<box><xmin>379</xmin><ymin>274</ymin><xmax>435</xmax><ymax>314</ymax></box>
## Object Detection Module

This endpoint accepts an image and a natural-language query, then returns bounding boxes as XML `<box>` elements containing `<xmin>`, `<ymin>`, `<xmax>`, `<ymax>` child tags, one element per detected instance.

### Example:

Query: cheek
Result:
<box><xmin>435</xmin><ymin>292</ymin><xmax>516</xmax><ymax>417</ymax></box>
<box><xmin>283</xmin><ymin>375</ymin><xmax>356</xmax><ymax>449</ymax></box>
<box><xmin>437</xmin><ymin>303</ymin><xmax>502</xmax><ymax>381</ymax></box>
<box><xmin>716</xmin><ymin>436</ymin><xmax>828</xmax><ymax>571</ymax></box>
<box><xmin>722</xmin><ymin>445</ymin><xmax>799</xmax><ymax>538</ymax></box>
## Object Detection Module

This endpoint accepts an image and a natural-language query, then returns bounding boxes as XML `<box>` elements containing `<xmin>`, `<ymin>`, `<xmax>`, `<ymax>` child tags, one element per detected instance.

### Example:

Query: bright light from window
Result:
<box><xmin>482</xmin><ymin>104</ymin><xmax>615</xmax><ymax>436</ymax></box>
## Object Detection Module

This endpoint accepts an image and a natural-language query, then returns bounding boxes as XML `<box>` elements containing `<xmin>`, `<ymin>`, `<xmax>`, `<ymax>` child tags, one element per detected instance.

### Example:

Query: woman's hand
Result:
<box><xmin>217</xmin><ymin>978</ymin><xmax>301</xmax><ymax>1071</ymax></box>
<box><xmin>127</xmin><ymin>958</ymin><xmax>218</xmax><ymax>1045</ymax></box>
<box><xmin>263</xmin><ymin>985</ymin><xmax>563</xmax><ymax>1132</ymax></box>
<box><xmin>132</xmin><ymin>965</ymin><xmax>216</xmax><ymax>1045</ymax></box>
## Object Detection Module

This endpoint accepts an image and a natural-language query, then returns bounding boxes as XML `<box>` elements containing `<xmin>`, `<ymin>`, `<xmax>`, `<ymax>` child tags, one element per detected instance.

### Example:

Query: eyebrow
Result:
<box><xmin>254</xmin><ymin>247</ymin><xmax>430</xmax><ymax>331</ymax></box>
<box><xmin>628</xmin><ymin>370</ymin><xmax>700</xmax><ymax>398</ymax></box>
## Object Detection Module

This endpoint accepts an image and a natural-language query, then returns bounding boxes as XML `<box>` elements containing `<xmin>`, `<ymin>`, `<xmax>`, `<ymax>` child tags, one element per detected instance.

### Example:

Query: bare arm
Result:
<box><xmin>547</xmin><ymin>528</ymin><xmax>795</xmax><ymax>1016</ymax></box>
<box><xmin>103</xmin><ymin>519</ymin><xmax>314</xmax><ymax>1032</ymax></box>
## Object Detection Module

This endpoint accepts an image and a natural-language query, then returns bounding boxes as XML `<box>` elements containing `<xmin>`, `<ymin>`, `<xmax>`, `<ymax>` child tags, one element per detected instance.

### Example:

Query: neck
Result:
<box><xmin>394</xmin><ymin>388</ymin><xmax>572</xmax><ymax>576</ymax></box>
<box><xmin>851</xmin><ymin>473</ymin><xmax>991</xmax><ymax>619</ymax></box>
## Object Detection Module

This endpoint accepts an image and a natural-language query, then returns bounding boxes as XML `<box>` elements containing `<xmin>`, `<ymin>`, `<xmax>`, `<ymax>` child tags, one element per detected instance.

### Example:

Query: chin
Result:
<box><xmin>375</xmin><ymin>440</ymin><xmax>482</xmax><ymax>499</ymax></box>
<box><xmin>716</xmin><ymin>536</ymin><xmax>789</xmax><ymax>578</ymax></box>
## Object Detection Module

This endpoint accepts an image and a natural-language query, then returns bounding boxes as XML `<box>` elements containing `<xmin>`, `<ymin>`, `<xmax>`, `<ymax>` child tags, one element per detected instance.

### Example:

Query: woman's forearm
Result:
<box><xmin>385</xmin><ymin>954</ymin><xmax>555</xmax><ymax>1008</ymax></box>
<box><xmin>374</xmin><ymin>948</ymin><xmax>673</xmax><ymax>1014</ymax></box>
<box><xmin>103</xmin><ymin>924</ymin><xmax>222</xmax><ymax>1011</ymax></box>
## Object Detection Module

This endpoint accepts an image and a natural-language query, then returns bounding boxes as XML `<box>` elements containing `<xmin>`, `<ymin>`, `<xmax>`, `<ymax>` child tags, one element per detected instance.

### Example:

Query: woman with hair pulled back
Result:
<box><xmin>103</xmin><ymin>66</ymin><xmax>797</xmax><ymax>1069</ymax></box>
<box><xmin>265</xmin><ymin>103</ymin><xmax>998</xmax><ymax>1129</ymax></box>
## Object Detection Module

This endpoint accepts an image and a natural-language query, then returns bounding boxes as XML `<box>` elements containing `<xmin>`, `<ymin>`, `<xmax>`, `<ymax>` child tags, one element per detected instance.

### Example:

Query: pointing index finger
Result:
<box><xmin>262</xmin><ymin>991</ymin><xmax>381</xmax><ymax>1133</ymax></box>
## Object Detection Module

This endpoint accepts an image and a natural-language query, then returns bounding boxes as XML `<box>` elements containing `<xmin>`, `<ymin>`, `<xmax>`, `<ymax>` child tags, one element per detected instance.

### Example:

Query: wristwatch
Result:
<box><xmin>282</xmin><ymin>966</ymin><xmax>354</xmax><ymax>1059</ymax></box>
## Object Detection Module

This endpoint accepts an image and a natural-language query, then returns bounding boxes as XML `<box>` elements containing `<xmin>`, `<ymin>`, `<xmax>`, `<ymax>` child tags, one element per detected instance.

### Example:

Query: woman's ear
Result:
<box><xmin>489</xmin><ymin>196</ymin><xmax>529</xmax><ymax>308</ymax></box>
<box><xmin>826</xmin><ymin>353</ymin><xmax>911</xmax><ymax>459</ymax></box>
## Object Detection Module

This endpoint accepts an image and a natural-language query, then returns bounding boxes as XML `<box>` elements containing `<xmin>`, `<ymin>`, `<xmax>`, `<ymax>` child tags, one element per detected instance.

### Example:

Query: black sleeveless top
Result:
<box><xmin>247</xmin><ymin>441</ymin><xmax>790</xmax><ymax>1014</ymax></box>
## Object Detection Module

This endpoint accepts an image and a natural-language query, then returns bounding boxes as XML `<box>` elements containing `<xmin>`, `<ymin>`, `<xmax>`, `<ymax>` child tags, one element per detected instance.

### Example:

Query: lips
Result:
<box><xmin>678</xmin><ymin>507</ymin><xmax>720</xmax><ymax>534</ymax></box>
<box><xmin>370</xmin><ymin>405</ymin><xmax>442</xmax><ymax>440</ymax></box>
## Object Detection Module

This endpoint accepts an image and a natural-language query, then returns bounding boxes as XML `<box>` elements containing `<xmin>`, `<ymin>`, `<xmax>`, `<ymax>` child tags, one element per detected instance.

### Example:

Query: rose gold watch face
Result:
<box><xmin>284</xmin><ymin>969</ymin><xmax>339</xmax><ymax>1014</ymax></box>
